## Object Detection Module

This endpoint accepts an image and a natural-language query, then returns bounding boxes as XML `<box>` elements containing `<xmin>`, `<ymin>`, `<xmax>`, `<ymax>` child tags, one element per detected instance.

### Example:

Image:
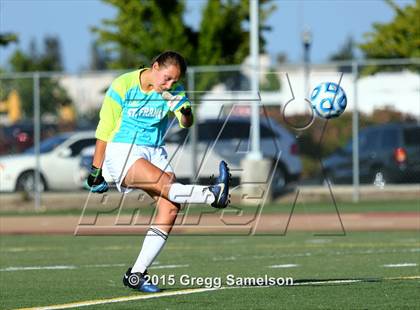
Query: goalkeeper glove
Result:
<box><xmin>162</xmin><ymin>91</ymin><xmax>187</xmax><ymax>112</ymax></box>
<box><xmin>180</xmin><ymin>106</ymin><xmax>192</xmax><ymax>116</ymax></box>
<box><xmin>86</xmin><ymin>165</ymin><xmax>109</xmax><ymax>193</ymax></box>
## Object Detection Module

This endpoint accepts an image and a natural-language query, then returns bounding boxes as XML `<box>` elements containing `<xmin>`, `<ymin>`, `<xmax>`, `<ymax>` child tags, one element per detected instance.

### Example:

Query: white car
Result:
<box><xmin>0</xmin><ymin>131</ymin><xmax>96</xmax><ymax>192</ymax></box>
<box><xmin>80</xmin><ymin>117</ymin><xmax>302</xmax><ymax>194</ymax></box>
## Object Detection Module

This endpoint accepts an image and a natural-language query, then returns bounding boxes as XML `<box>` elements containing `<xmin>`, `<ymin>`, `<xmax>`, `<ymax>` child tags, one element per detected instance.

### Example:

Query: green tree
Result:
<box><xmin>198</xmin><ymin>0</ymin><xmax>275</xmax><ymax>66</ymax></box>
<box><xmin>1</xmin><ymin>36</ymin><xmax>71</xmax><ymax>117</ymax></box>
<box><xmin>93</xmin><ymin>0</ymin><xmax>276</xmax><ymax>91</ymax></box>
<box><xmin>259</xmin><ymin>69</ymin><xmax>280</xmax><ymax>91</ymax></box>
<box><xmin>92</xmin><ymin>0</ymin><xmax>196</xmax><ymax>69</ymax></box>
<box><xmin>0</xmin><ymin>32</ymin><xmax>18</xmax><ymax>47</ymax></box>
<box><xmin>329</xmin><ymin>36</ymin><xmax>355</xmax><ymax>62</ymax></box>
<box><xmin>38</xmin><ymin>37</ymin><xmax>63</xmax><ymax>71</ymax></box>
<box><xmin>89</xmin><ymin>40</ymin><xmax>111</xmax><ymax>70</ymax></box>
<box><xmin>195</xmin><ymin>0</ymin><xmax>276</xmax><ymax>91</ymax></box>
<box><xmin>328</xmin><ymin>36</ymin><xmax>355</xmax><ymax>73</ymax></box>
<box><xmin>359</xmin><ymin>0</ymin><xmax>420</xmax><ymax>73</ymax></box>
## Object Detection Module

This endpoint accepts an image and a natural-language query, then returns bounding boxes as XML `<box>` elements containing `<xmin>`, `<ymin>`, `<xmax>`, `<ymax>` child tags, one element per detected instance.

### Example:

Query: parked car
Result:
<box><xmin>0</xmin><ymin>122</ymin><xmax>58</xmax><ymax>155</ymax></box>
<box><xmin>0</xmin><ymin>131</ymin><xmax>96</xmax><ymax>192</ymax></box>
<box><xmin>323</xmin><ymin>123</ymin><xmax>420</xmax><ymax>184</ymax></box>
<box><xmin>80</xmin><ymin>117</ymin><xmax>302</xmax><ymax>194</ymax></box>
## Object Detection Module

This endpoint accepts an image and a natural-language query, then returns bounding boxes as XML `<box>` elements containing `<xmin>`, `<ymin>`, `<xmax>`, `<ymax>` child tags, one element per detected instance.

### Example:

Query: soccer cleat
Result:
<box><xmin>122</xmin><ymin>268</ymin><xmax>160</xmax><ymax>293</ymax></box>
<box><xmin>208</xmin><ymin>160</ymin><xmax>231</xmax><ymax>209</ymax></box>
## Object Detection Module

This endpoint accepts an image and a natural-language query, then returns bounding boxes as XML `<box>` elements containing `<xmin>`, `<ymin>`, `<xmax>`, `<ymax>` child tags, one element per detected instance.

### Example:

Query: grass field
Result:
<box><xmin>1</xmin><ymin>230</ymin><xmax>419</xmax><ymax>309</ymax></box>
<box><xmin>1</xmin><ymin>199</ymin><xmax>419</xmax><ymax>216</ymax></box>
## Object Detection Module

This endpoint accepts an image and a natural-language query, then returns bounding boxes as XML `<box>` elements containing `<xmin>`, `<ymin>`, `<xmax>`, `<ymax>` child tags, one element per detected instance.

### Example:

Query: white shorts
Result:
<box><xmin>104</xmin><ymin>142</ymin><xmax>174</xmax><ymax>193</ymax></box>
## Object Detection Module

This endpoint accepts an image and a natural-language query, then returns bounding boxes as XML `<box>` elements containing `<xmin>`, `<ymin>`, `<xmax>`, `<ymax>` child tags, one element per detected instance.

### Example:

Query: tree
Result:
<box><xmin>195</xmin><ymin>0</ymin><xmax>276</xmax><ymax>91</ymax></box>
<box><xmin>198</xmin><ymin>0</ymin><xmax>275</xmax><ymax>66</ymax></box>
<box><xmin>359</xmin><ymin>0</ymin><xmax>420</xmax><ymax>73</ymax></box>
<box><xmin>38</xmin><ymin>37</ymin><xmax>63</xmax><ymax>71</ymax></box>
<box><xmin>328</xmin><ymin>36</ymin><xmax>355</xmax><ymax>72</ymax></box>
<box><xmin>93</xmin><ymin>0</ymin><xmax>276</xmax><ymax>91</ymax></box>
<box><xmin>89</xmin><ymin>40</ymin><xmax>111</xmax><ymax>70</ymax></box>
<box><xmin>329</xmin><ymin>36</ymin><xmax>355</xmax><ymax>62</ymax></box>
<box><xmin>1</xmin><ymin>36</ymin><xmax>71</xmax><ymax>117</ymax></box>
<box><xmin>0</xmin><ymin>32</ymin><xmax>18</xmax><ymax>47</ymax></box>
<box><xmin>92</xmin><ymin>0</ymin><xmax>196</xmax><ymax>69</ymax></box>
<box><xmin>93</xmin><ymin>0</ymin><xmax>276</xmax><ymax>67</ymax></box>
<box><xmin>259</xmin><ymin>69</ymin><xmax>280</xmax><ymax>91</ymax></box>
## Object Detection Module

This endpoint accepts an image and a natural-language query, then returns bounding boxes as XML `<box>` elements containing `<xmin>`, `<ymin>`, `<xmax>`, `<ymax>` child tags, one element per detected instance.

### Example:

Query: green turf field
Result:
<box><xmin>0</xmin><ymin>199</ymin><xmax>419</xmax><ymax>216</ymax></box>
<box><xmin>1</xmin><ymin>231</ymin><xmax>419</xmax><ymax>309</ymax></box>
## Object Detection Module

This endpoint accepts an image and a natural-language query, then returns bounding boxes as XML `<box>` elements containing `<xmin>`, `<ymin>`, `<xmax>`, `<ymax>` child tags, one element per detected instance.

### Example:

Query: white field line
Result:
<box><xmin>15</xmin><ymin>275</ymin><xmax>420</xmax><ymax>310</ymax></box>
<box><xmin>211</xmin><ymin>248</ymin><xmax>420</xmax><ymax>263</ymax></box>
<box><xmin>0</xmin><ymin>266</ymin><xmax>77</xmax><ymax>272</ymax></box>
<box><xmin>293</xmin><ymin>275</ymin><xmax>420</xmax><ymax>286</ymax></box>
<box><xmin>293</xmin><ymin>279</ymin><xmax>364</xmax><ymax>286</ymax></box>
<box><xmin>383</xmin><ymin>263</ymin><xmax>418</xmax><ymax>268</ymax></box>
<box><xmin>84</xmin><ymin>264</ymin><xmax>126</xmax><ymax>268</ymax></box>
<box><xmin>150</xmin><ymin>264</ymin><xmax>189</xmax><ymax>269</ymax></box>
<box><xmin>0</xmin><ymin>264</ymin><xmax>189</xmax><ymax>272</ymax></box>
<box><xmin>268</xmin><ymin>264</ymin><xmax>299</xmax><ymax>268</ymax></box>
<box><xmin>17</xmin><ymin>287</ymin><xmax>221</xmax><ymax>310</ymax></box>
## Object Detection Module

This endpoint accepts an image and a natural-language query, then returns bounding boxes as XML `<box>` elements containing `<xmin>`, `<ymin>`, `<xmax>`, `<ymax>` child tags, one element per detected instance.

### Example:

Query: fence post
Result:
<box><xmin>33</xmin><ymin>72</ymin><xmax>41</xmax><ymax>210</ymax></box>
<box><xmin>187</xmin><ymin>68</ymin><xmax>198</xmax><ymax>183</ymax></box>
<box><xmin>249</xmin><ymin>0</ymin><xmax>262</xmax><ymax>160</ymax></box>
<box><xmin>352</xmin><ymin>61</ymin><xmax>360</xmax><ymax>203</ymax></box>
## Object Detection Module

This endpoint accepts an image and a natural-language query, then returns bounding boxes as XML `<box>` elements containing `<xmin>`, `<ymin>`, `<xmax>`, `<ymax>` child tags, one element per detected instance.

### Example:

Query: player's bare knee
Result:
<box><xmin>161</xmin><ymin>198</ymin><xmax>180</xmax><ymax>212</ymax></box>
<box><xmin>154</xmin><ymin>173</ymin><xmax>175</xmax><ymax>197</ymax></box>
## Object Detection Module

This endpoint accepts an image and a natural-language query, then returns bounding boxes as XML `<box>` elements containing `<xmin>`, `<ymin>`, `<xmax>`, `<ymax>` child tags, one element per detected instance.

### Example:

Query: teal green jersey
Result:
<box><xmin>95</xmin><ymin>69</ymin><xmax>192</xmax><ymax>146</ymax></box>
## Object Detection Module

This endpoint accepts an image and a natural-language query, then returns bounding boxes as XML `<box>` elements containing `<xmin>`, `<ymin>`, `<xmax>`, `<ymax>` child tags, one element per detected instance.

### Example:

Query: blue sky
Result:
<box><xmin>0</xmin><ymin>0</ymin><xmax>414</xmax><ymax>73</ymax></box>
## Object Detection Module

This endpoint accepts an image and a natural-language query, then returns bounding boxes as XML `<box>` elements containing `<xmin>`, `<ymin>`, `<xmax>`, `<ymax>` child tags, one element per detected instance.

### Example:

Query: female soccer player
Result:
<box><xmin>86</xmin><ymin>51</ymin><xmax>230</xmax><ymax>293</ymax></box>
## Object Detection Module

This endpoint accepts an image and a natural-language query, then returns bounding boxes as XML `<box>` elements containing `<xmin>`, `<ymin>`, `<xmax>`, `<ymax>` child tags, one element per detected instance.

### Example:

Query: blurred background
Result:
<box><xmin>0</xmin><ymin>0</ymin><xmax>419</xmax><ymax>209</ymax></box>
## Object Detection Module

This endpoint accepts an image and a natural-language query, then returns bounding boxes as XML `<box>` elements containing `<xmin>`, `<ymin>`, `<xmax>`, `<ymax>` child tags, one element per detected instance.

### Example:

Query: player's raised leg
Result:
<box><xmin>123</xmin><ymin>159</ymin><xmax>231</xmax><ymax>209</ymax></box>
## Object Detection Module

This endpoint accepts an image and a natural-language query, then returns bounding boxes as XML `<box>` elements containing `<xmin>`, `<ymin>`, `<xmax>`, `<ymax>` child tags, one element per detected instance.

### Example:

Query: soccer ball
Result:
<box><xmin>310</xmin><ymin>82</ymin><xmax>347</xmax><ymax>119</ymax></box>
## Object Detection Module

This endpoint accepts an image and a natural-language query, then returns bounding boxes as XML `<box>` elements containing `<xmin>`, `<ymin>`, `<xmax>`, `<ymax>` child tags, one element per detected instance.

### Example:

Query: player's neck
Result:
<box><xmin>139</xmin><ymin>68</ymin><xmax>154</xmax><ymax>92</ymax></box>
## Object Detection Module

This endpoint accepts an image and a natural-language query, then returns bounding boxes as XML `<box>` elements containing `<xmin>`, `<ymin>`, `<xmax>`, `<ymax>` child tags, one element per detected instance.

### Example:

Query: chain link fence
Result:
<box><xmin>0</xmin><ymin>58</ymin><xmax>419</xmax><ymax>209</ymax></box>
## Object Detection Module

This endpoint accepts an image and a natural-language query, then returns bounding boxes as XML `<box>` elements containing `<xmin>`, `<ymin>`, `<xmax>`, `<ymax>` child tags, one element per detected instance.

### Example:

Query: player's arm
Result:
<box><xmin>87</xmin><ymin>139</ymin><xmax>108</xmax><ymax>193</ymax></box>
<box><xmin>87</xmin><ymin>83</ymin><xmax>124</xmax><ymax>192</ymax></box>
<box><xmin>178</xmin><ymin>105</ymin><xmax>193</xmax><ymax>128</ymax></box>
<box><xmin>92</xmin><ymin>139</ymin><xmax>107</xmax><ymax>168</ymax></box>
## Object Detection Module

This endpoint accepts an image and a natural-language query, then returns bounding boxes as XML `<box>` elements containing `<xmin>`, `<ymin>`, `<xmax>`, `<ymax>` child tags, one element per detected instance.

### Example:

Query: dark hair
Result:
<box><xmin>151</xmin><ymin>51</ymin><xmax>187</xmax><ymax>76</ymax></box>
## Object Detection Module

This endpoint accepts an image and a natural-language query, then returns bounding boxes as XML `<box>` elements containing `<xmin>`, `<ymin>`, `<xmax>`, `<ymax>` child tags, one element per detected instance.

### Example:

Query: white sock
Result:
<box><xmin>168</xmin><ymin>183</ymin><xmax>215</xmax><ymax>204</ymax></box>
<box><xmin>131</xmin><ymin>226</ymin><xmax>168</xmax><ymax>274</ymax></box>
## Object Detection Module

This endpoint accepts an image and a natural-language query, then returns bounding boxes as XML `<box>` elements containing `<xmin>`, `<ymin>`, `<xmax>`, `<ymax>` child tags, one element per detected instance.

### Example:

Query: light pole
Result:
<box><xmin>302</xmin><ymin>28</ymin><xmax>312</xmax><ymax>97</ymax></box>
<box><xmin>241</xmin><ymin>0</ymin><xmax>272</xmax><ymax>203</ymax></box>
<box><xmin>249</xmin><ymin>0</ymin><xmax>262</xmax><ymax>160</ymax></box>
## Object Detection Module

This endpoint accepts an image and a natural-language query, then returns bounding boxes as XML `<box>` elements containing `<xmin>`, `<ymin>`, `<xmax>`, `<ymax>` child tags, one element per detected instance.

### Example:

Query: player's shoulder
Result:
<box><xmin>112</xmin><ymin>69</ymin><xmax>140</xmax><ymax>87</ymax></box>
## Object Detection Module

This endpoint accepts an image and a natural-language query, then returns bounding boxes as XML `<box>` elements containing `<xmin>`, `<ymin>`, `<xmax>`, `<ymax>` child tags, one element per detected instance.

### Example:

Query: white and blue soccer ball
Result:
<box><xmin>310</xmin><ymin>82</ymin><xmax>347</xmax><ymax>119</ymax></box>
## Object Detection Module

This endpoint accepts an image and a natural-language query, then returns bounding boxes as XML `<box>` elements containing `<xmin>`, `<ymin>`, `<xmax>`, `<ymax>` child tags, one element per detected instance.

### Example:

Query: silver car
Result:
<box><xmin>164</xmin><ymin>116</ymin><xmax>301</xmax><ymax>194</ymax></box>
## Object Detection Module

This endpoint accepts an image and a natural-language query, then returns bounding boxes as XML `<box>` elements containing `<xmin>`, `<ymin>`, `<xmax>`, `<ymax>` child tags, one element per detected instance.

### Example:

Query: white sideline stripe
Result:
<box><xmin>150</xmin><ymin>264</ymin><xmax>189</xmax><ymax>269</ymax></box>
<box><xmin>1</xmin><ymin>264</ymin><xmax>188</xmax><ymax>272</ymax></box>
<box><xmin>383</xmin><ymin>263</ymin><xmax>417</xmax><ymax>268</ymax></box>
<box><xmin>0</xmin><ymin>266</ymin><xmax>76</xmax><ymax>272</ymax></box>
<box><xmin>17</xmin><ymin>287</ymin><xmax>221</xmax><ymax>310</ymax></box>
<box><xmin>294</xmin><ymin>279</ymin><xmax>364</xmax><ymax>286</ymax></box>
<box><xmin>15</xmin><ymin>276</ymin><xmax>420</xmax><ymax>310</ymax></box>
<box><xmin>269</xmin><ymin>264</ymin><xmax>299</xmax><ymax>268</ymax></box>
<box><xmin>293</xmin><ymin>275</ymin><xmax>420</xmax><ymax>286</ymax></box>
<box><xmin>85</xmin><ymin>264</ymin><xmax>126</xmax><ymax>268</ymax></box>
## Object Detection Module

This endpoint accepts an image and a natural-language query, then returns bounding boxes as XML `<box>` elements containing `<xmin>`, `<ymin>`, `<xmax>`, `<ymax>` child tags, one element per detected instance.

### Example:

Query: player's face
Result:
<box><xmin>153</xmin><ymin>63</ymin><xmax>181</xmax><ymax>92</ymax></box>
